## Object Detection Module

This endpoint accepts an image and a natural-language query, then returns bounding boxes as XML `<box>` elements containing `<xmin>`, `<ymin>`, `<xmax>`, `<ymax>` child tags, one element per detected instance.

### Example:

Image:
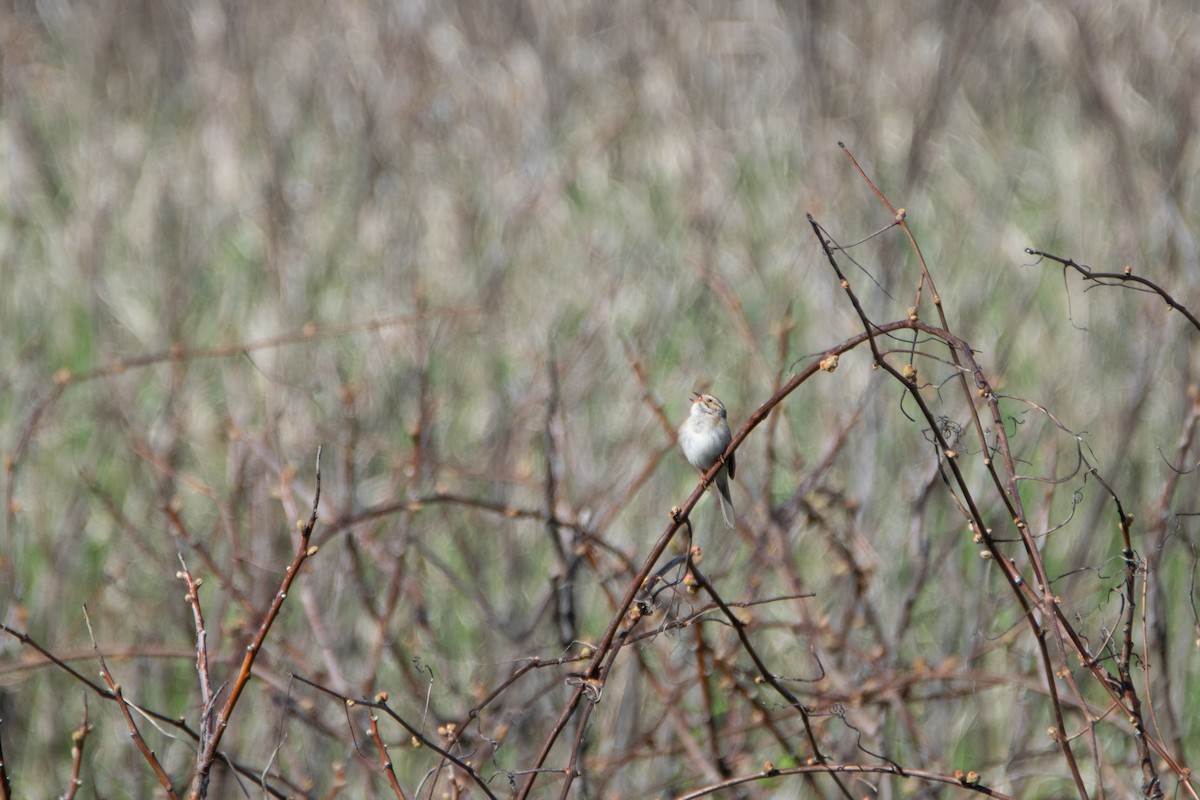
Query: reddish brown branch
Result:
<box><xmin>1027</xmin><ymin>248</ymin><xmax>1200</xmax><ymax>334</ymax></box>
<box><xmin>62</xmin><ymin>707</ymin><xmax>92</xmax><ymax>800</ymax></box>
<box><xmin>83</xmin><ymin>606</ymin><xmax>180</xmax><ymax>799</ymax></box>
<box><xmin>811</xmin><ymin>200</ymin><xmax>1196</xmax><ymax>797</ymax></box>
<box><xmin>366</xmin><ymin>709</ymin><xmax>407</xmax><ymax>799</ymax></box>
<box><xmin>685</xmin><ymin>556</ymin><xmax>850</xmax><ymax>798</ymax></box>
<box><xmin>810</xmin><ymin>209</ymin><xmax>1092</xmax><ymax>795</ymax></box>
<box><xmin>187</xmin><ymin>448</ymin><xmax>324</xmax><ymax>799</ymax></box>
<box><xmin>0</xmin><ymin>714</ymin><xmax>10</xmax><ymax>800</ymax></box>
<box><xmin>1087</xmin><ymin>470</ymin><xmax>1165</xmax><ymax>799</ymax></box>
<box><xmin>289</xmin><ymin>676</ymin><xmax>498</xmax><ymax>800</ymax></box>
<box><xmin>177</xmin><ymin>556</ymin><xmax>215</xmax><ymax>721</ymax></box>
<box><xmin>673</xmin><ymin>761</ymin><xmax>1013</xmax><ymax>799</ymax></box>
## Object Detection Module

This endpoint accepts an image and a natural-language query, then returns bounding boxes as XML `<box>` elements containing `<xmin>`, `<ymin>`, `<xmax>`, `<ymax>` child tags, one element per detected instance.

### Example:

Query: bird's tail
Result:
<box><xmin>715</xmin><ymin>471</ymin><xmax>735</xmax><ymax>529</ymax></box>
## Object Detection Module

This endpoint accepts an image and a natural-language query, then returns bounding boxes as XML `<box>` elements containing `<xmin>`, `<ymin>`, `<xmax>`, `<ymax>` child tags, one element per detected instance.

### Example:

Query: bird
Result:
<box><xmin>678</xmin><ymin>392</ymin><xmax>736</xmax><ymax>529</ymax></box>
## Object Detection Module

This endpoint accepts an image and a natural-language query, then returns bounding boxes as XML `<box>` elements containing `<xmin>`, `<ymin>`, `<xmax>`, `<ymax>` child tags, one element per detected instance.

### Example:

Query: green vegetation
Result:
<box><xmin>2</xmin><ymin>2</ymin><xmax>1197</xmax><ymax>798</ymax></box>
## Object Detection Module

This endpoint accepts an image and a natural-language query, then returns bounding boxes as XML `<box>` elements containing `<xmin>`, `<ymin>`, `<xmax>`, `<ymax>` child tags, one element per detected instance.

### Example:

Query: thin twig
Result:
<box><xmin>289</xmin><ymin>677</ymin><xmax>498</xmax><ymax>800</ymax></box>
<box><xmin>62</xmin><ymin>704</ymin><xmax>92</xmax><ymax>800</ymax></box>
<box><xmin>188</xmin><ymin>447</ymin><xmax>324</xmax><ymax>799</ymax></box>
<box><xmin>672</xmin><ymin>761</ymin><xmax>1013</xmax><ymax>799</ymax></box>
<box><xmin>365</xmin><ymin>710</ymin><xmax>407</xmax><ymax>799</ymax></box>
<box><xmin>83</xmin><ymin>605</ymin><xmax>180</xmax><ymax>799</ymax></box>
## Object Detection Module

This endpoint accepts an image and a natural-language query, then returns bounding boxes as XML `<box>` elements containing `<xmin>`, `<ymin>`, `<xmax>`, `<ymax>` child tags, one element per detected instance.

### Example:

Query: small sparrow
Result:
<box><xmin>679</xmin><ymin>392</ymin><xmax>736</xmax><ymax>528</ymax></box>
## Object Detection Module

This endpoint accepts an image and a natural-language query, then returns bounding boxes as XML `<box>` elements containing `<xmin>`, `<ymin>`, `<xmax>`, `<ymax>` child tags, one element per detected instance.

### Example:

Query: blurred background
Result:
<box><xmin>2</xmin><ymin>1</ymin><xmax>1198</xmax><ymax>797</ymax></box>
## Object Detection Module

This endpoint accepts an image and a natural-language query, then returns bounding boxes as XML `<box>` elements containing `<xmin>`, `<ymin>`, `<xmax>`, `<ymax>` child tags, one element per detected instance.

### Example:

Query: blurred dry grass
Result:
<box><xmin>2</xmin><ymin>0</ymin><xmax>1199</xmax><ymax>797</ymax></box>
